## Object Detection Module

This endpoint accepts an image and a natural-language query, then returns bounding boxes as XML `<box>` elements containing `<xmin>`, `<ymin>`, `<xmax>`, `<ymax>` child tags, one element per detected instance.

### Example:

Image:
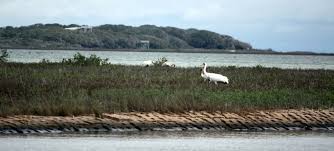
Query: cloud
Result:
<box><xmin>0</xmin><ymin>0</ymin><xmax>333</xmax><ymax>52</ymax></box>
<box><xmin>273</xmin><ymin>25</ymin><xmax>303</xmax><ymax>33</ymax></box>
<box><xmin>1</xmin><ymin>0</ymin><xmax>333</xmax><ymax>22</ymax></box>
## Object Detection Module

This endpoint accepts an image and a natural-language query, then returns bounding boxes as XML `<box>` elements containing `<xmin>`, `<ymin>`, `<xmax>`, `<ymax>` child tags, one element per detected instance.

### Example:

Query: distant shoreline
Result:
<box><xmin>4</xmin><ymin>48</ymin><xmax>334</xmax><ymax>56</ymax></box>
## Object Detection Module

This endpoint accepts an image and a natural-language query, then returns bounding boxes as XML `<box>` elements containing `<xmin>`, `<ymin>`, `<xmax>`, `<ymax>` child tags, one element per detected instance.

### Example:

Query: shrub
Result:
<box><xmin>0</xmin><ymin>49</ymin><xmax>9</xmax><ymax>63</ymax></box>
<box><xmin>62</xmin><ymin>52</ymin><xmax>109</xmax><ymax>66</ymax></box>
<box><xmin>40</xmin><ymin>58</ymin><xmax>51</xmax><ymax>64</ymax></box>
<box><xmin>255</xmin><ymin>64</ymin><xmax>264</xmax><ymax>69</ymax></box>
<box><xmin>153</xmin><ymin>57</ymin><xmax>168</xmax><ymax>66</ymax></box>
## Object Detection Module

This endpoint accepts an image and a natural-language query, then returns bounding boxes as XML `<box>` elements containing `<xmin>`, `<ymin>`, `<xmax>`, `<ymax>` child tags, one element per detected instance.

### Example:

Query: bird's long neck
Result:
<box><xmin>203</xmin><ymin>64</ymin><xmax>208</xmax><ymax>75</ymax></box>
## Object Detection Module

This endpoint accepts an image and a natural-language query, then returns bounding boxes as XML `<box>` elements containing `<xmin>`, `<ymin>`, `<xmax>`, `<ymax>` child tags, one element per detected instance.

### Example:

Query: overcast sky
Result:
<box><xmin>1</xmin><ymin>0</ymin><xmax>333</xmax><ymax>52</ymax></box>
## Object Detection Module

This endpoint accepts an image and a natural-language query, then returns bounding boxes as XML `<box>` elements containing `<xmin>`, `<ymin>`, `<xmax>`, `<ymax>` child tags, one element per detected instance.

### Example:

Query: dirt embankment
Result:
<box><xmin>1</xmin><ymin>109</ymin><xmax>334</xmax><ymax>134</ymax></box>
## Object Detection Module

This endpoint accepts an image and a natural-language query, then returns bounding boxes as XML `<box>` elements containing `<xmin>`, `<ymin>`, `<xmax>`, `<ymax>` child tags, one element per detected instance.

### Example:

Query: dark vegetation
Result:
<box><xmin>0</xmin><ymin>23</ymin><xmax>252</xmax><ymax>50</ymax></box>
<box><xmin>0</xmin><ymin>60</ymin><xmax>333</xmax><ymax>116</ymax></box>
<box><xmin>61</xmin><ymin>52</ymin><xmax>109</xmax><ymax>66</ymax></box>
<box><xmin>0</xmin><ymin>49</ymin><xmax>9</xmax><ymax>63</ymax></box>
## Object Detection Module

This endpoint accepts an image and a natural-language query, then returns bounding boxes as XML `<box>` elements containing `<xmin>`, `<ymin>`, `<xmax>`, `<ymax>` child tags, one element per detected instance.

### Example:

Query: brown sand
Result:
<box><xmin>1</xmin><ymin>109</ymin><xmax>333</xmax><ymax>134</ymax></box>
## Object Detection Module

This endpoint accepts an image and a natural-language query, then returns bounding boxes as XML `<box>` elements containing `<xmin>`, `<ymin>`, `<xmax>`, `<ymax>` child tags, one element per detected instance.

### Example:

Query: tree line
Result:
<box><xmin>0</xmin><ymin>23</ymin><xmax>252</xmax><ymax>50</ymax></box>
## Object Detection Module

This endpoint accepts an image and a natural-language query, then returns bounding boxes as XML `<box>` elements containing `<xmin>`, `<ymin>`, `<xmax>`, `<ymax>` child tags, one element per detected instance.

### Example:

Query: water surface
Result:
<box><xmin>7</xmin><ymin>49</ymin><xmax>334</xmax><ymax>69</ymax></box>
<box><xmin>1</xmin><ymin>131</ymin><xmax>334</xmax><ymax>151</ymax></box>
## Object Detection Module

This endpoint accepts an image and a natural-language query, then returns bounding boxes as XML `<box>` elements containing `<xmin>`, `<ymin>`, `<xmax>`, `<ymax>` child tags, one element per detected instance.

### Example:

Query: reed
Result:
<box><xmin>0</xmin><ymin>62</ymin><xmax>333</xmax><ymax>116</ymax></box>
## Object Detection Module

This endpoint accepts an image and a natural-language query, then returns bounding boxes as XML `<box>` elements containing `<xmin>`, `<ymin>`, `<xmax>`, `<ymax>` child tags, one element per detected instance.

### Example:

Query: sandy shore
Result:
<box><xmin>1</xmin><ymin>109</ymin><xmax>334</xmax><ymax>134</ymax></box>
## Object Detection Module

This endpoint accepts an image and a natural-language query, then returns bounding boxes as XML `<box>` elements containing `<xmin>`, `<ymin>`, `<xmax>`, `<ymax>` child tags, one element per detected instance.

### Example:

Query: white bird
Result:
<box><xmin>162</xmin><ymin>62</ymin><xmax>176</xmax><ymax>67</ymax></box>
<box><xmin>201</xmin><ymin>69</ymin><xmax>209</xmax><ymax>81</ymax></box>
<box><xmin>143</xmin><ymin>60</ymin><xmax>153</xmax><ymax>67</ymax></box>
<box><xmin>201</xmin><ymin>63</ymin><xmax>229</xmax><ymax>85</ymax></box>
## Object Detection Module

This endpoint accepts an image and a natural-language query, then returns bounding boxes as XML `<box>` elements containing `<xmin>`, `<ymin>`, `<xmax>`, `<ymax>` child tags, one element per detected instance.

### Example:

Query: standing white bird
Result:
<box><xmin>201</xmin><ymin>63</ymin><xmax>229</xmax><ymax>85</ymax></box>
<box><xmin>201</xmin><ymin>68</ymin><xmax>209</xmax><ymax>82</ymax></box>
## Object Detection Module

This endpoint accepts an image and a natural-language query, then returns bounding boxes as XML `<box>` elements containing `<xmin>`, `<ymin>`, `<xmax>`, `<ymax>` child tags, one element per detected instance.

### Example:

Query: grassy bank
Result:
<box><xmin>0</xmin><ymin>63</ymin><xmax>333</xmax><ymax>116</ymax></box>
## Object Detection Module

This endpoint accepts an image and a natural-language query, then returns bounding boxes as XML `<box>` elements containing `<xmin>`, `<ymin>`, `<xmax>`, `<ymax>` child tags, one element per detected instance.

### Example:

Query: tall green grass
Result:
<box><xmin>0</xmin><ymin>63</ymin><xmax>333</xmax><ymax>116</ymax></box>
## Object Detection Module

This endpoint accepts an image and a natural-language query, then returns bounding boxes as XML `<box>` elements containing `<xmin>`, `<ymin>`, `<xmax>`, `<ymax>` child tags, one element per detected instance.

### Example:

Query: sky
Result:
<box><xmin>0</xmin><ymin>0</ymin><xmax>333</xmax><ymax>52</ymax></box>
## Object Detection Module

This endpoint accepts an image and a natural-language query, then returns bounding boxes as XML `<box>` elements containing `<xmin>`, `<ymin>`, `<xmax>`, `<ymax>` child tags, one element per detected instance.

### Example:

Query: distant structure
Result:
<box><xmin>138</xmin><ymin>40</ymin><xmax>150</xmax><ymax>49</ymax></box>
<box><xmin>65</xmin><ymin>25</ymin><xmax>93</xmax><ymax>33</ymax></box>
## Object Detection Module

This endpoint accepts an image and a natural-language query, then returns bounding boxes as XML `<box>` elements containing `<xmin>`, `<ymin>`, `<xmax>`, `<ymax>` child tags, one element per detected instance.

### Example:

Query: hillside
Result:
<box><xmin>0</xmin><ymin>24</ymin><xmax>252</xmax><ymax>50</ymax></box>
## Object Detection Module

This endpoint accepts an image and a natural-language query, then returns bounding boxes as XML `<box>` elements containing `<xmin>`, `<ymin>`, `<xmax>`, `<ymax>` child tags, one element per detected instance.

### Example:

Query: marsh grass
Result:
<box><xmin>0</xmin><ymin>63</ymin><xmax>333</xmax><ymax>116</ymax></box>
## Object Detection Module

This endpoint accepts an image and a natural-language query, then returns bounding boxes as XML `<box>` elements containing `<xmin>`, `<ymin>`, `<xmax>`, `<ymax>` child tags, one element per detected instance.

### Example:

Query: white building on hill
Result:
<box><xmin>65</xmin><ymin>25</ymin><xmax>93</xmax><ymax>32</ymax></box>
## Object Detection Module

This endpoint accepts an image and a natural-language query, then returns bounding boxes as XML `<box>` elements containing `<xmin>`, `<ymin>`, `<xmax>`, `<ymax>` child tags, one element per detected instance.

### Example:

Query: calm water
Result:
<box><xmin>1</xmin><ymin>132</ymin><xmax>334</xmax><ymax>151</ymax></box>
<box><xmin>7</xmin><ymin>49</ymin><xmax>334</xmax><ymax>69</ymax></box>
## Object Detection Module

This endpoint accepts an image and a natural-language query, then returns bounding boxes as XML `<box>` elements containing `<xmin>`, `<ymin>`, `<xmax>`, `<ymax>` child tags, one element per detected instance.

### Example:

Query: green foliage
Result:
<box><xmin>188</xmin><ymin>30</ymin><xmax>225</xmax><ymax>49</ymax></box>
<box><xmin>0</xmin><ymin>49</ymin><xmax>9</xmax><ymax>63</ymax></box>
<box><xmin>0</xmin><ymin>24</ymin><xmax>252</xmax><ymax>50</ymax></box>
<box><xmin>61</xmin><ymin>52</ymin><xmax>109</xmax><ymax>66</ymax></box>
<box><xmin>255</xmin><ymin>64</ymin><xmax>264</xmax><ymax>69</ymax></box>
